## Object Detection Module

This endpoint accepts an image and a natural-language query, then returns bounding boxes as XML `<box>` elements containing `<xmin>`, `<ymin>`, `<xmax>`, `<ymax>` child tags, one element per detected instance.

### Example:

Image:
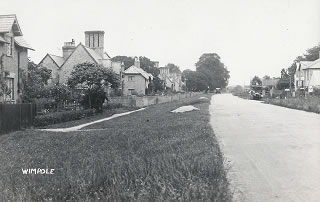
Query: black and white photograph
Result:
<box><xmin>0</xmin><ymin>0</ymin><xmax>319</xmax><ymax>201</ymax></box>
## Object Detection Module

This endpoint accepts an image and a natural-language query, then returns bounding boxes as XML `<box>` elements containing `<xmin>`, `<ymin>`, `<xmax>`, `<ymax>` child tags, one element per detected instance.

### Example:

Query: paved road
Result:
<box><xmin>210</xmin><ymin>94</ymin><xmax>320</xmax><ymax>202</ymax></box>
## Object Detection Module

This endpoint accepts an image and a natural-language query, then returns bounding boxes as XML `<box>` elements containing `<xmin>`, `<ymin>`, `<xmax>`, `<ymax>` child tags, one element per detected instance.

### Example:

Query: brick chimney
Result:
<box><xmin>85</xmin><ymin>31</ymin><xmax>105</xmax><ymax>56</ymax></box>
<box><xmin>134</xmin><ymin>57</ymin><xmax>140</xmax><ymax>68</ymax></box>
<box><xmin>154</xmin><ymin>61</ymin><xmax>159</xmax><ymax>68</ymax></box>
<box><xmin>62</xmin><ymin>39</ymin><xmax>76</xmax><ymax>59</ymax></box>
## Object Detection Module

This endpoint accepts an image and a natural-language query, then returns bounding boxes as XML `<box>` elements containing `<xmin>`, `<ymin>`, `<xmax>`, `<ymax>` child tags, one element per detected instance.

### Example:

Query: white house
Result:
<box><xmin>121</xmin><ymin>57</ymin><xmax>153</xmax><ymax>96</ymax></box>
<box><xmin>295</xmin><ymin>53</ymin><xmax>320</xmax><ymax>92</ymax></box>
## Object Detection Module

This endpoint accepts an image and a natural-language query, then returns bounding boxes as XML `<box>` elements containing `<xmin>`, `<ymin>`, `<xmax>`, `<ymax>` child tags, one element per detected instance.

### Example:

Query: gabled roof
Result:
<box><xmin>262</xmin><ymin>78</ymin><xmax>280</xmax><ymax>87</ymax></box>
<box><xmin>83</xmin><ymin>45</ymin><xmax>102</xmax><ymax>63</ymax></box>
<box><xmin>49</xmin><ymin>54</ymin><xmax>64</xmax><ymax>67</ymax></box>
<box><xmin>14</xmin><ymin>36</ymin><xmax>34</xmax><ymax>50</ymax></box>
<box><xmin>0</xmin><ymin>14</ymin><xmax>22</xmax><ymax>36</ymax></box>
<box><xmin>59</xmin><ymin>43</ymin><xmax>102</xmax><ymax>68</ymax></box>
<box><xmin>298</xmin><ymin>61</ymin><xmax>314</xmax><ymax>71</ymax></box>
<box><xmin>124</xmin><ymin>65</ymin><xmax>153</xmax><ymax>80</ymax></box>
<box><xmin>303</xmin><ymin>59</ymin><xmax>320</xmax><ymax>70</ymax></box>
<box><xmin>103</xmin><ymin>52</ymin><xmax>111</xmax><ymax>59</ymax></box>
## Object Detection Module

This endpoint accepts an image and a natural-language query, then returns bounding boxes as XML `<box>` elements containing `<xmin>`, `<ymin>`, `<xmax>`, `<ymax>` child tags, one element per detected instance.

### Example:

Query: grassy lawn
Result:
<box><xmin>0</xmin><ymin>94</ymin><xmax>231</xmax><ymax>202</ymax></box>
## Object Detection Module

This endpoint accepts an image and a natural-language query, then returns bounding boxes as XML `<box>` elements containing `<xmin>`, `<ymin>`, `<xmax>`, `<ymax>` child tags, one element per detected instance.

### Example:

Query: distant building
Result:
<box><xmin>38</xmin><ymin>31</ymin><xmax>121</xmax><ymax>84</ymax></box>
<box><xmin>122</xmin><ymin>57</ymin><xmax>153</xmax><ymax>96</ymax></box>
<box><xmin>294</xmin><ymin>53</ymin><xmax>320</xmax><ymax>91</ymax></box>
<box><xmin>0</xmin><ymin>14</ymin><xmax>34</xmax><ymax>103</ymax></box>
<box><xmin>158</xmin><ymin>66</ymin><xmax>183</xmax><ymax>92</ymax></box>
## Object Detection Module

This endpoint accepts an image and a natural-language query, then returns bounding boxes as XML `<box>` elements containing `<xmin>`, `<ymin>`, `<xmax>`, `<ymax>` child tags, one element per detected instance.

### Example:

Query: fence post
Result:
<box><xmin>0</xmin><ymin>104</ymin><xmax>2</xmax><ymax>133</ymax></box>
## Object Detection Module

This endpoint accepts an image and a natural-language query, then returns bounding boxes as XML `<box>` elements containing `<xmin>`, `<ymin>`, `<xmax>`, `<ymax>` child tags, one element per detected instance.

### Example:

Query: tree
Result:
<box><xmin>195</xmin><ymin>53</ymin><xmax>230</xmax><ymax>89</ymax></box>
<box><xmin>183</xmin><ymin>69</ymin><xmax>208</xmax><ymax>91</ymax></box>
<box><xmin>68</xmin><ymin>62</ymin><xmax>119</xmax><ymax>112</ymax></box>
<box><xmin>251</xmin><ymin>76</ymin><xmax>262</xmax><ymax>86</ymax></box>
<box><xmin>165</xmin><ymin>63</ymin><xmax>181</xmax><ymax>74</ymax></box>
<box><xmin>0</xmin><ymin>79</ymin><xmax>11</xmax><ymax>102</ymax></box>
<box><xmin>112</xmin><ymin>56</ymin><xmax>134</xmax><ymax>70</ymax></box>
<box><xmin>303</xmin><ymin>44</ymin><xmax>320</xmax><ymax>61</ymax></box>
<box><xmin>280</xmin><ymin>68</ymin><xmax>289</xmax><ymax>79</ymax></box>
<box><xmin>263</xmin><ymin>75</ymin><xmax>271</xmax><ymax>80</ymax></box>
<box><xmin>21</xmin><ymin>61</ymin><xmax>52</xmax><ymax>102</ymax></box>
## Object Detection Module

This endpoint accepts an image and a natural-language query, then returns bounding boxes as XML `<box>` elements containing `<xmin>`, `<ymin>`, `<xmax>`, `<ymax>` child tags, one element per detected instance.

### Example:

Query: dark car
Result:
<box><xmin>215</xmin><ymin>88</ymin><xmax>221</xmax><ymax>94</ymax></box>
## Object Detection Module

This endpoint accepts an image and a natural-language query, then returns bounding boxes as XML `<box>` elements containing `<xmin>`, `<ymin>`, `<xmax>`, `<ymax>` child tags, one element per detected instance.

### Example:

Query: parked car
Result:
<box><xmin>215</xmin><ymin>88</ymin><xmax>221</xmax><ymax>94</ymax></box>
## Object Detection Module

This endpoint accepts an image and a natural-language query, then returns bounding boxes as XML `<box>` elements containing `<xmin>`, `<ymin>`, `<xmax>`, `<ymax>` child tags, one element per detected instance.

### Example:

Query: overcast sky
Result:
<box><xmin>1</xmin><ymin>0</ymin><xmax>319</xmax><ymax>85</ymax></box>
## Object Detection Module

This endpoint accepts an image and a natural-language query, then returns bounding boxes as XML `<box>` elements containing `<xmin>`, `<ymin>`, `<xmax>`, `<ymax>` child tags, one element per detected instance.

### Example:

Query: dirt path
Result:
<box><xmin>210</xmin><ymin>94</ymin><xmax>320</xmax><ymax>202</ymax></box>
<box><xmin>39</xmin><ymin>108</ymin><xmax>146</xmax><ymax>132</ymax></box>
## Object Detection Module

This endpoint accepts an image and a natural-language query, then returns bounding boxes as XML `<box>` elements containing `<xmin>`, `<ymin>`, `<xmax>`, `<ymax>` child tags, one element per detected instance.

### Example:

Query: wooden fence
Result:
<box><xmin>0</xmin><ymin>103</ymin><xmax>36</xmax><ymax>135</ymax></box>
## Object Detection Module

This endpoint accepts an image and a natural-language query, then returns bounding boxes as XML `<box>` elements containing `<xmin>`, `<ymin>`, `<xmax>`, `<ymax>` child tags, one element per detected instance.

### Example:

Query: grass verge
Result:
<box><xmin>0</xmin><ymin>94</ymin><xmax>231</xmax><ymax>201</ymax></box>
<box><xmin>263</xmin><ymin>96</ymin><xmax>320</xmax><ymax>114</ymax></box>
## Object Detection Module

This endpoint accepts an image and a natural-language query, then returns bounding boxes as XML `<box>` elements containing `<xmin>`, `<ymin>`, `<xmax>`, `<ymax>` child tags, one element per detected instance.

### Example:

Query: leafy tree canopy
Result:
<box><xmin>165</xmin><ymin>63</ymin><xmax>181</xmax><ymax>74</ymax></box>
<box><xmin>183</xmin><ymin>70</ymin><xmax>208</xmax><ymax>91</ymax></box>
<box><xmin>263</xmin><ymin>75</ymin><xmax>271</xmax><ymax>80</ymax></box>
<box><xmin>251</xmin><ymin>76</ymin><xmax>262</xmax><ymax>86</ymax></box>
<box><xmin>195</xmin><ymin>53</ymin><xmax>230</xmax><ymax>89</ymax></box>
<box><xmin>21</xmin><ymin>61</ymin><xmax>52</xmax><ymax>101</ymax></box>
<box><xmin>68</xmin><ymin>62</ymin><xmax>119</xmax><ymax>89</ymax></box>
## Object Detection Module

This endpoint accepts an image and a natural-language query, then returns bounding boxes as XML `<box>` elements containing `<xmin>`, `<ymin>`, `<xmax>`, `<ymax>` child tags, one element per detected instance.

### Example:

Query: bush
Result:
<box><xmin>103</xmin><ymin>103</ymin><xmax>123</xmax><ymax>110</ymax></box>
<box><xmin>34</xmin><ymin>109</ymin><xmax>95</xmax><ymax>127</ymax></box>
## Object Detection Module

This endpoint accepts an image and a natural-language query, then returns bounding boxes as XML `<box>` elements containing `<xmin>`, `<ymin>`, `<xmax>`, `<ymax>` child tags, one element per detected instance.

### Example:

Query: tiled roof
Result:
<box><xmin>0</xmin><ymin>14</ymin><xmax>22</xmax><ymax>36</ymax></box>
<box><xmin>124</xmin><ymin>65</ymin><xmax>153</xmax><ymax>80</ymax></box>
<box><xmin>303</xmin><ymin>59</ymin><xmax>320</xmax><ymax>70</ymax></box>
<box><xmin>14</xmin><ymin>36</ymin><xmax>34</xmax><ymax>50</ymax></box>
<box><xmin>262</xmin><ymin>78</ymin><xmax>280</xmax><ymax>86</ymax></box>
<box><xmin>49</xmin><ymin>54</ymin><xmax>64</xmax><ymax>67</ymax></box>
<box><xmin>298</xmin><ymin>61</ymin><xmax>314</xmax><ymax>70</ymax></box>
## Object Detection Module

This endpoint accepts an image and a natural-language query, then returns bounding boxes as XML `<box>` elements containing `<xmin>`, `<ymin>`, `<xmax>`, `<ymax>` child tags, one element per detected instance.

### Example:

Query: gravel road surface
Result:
<box><xmin>210</xmin><ymin>94</ymin><xmax>320</xmax><ymax>202</ymax></box>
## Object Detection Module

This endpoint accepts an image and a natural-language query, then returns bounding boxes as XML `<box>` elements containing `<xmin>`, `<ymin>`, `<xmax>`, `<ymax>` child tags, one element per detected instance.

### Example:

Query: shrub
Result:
<box><xmin>103</xmin><ymin>103</ymin><xmax>123</xmax><ymax>110</ymax></box>
<box><xmin>34</xmin><ymin>109</ymin><xmax>95</xmax><ymax>127</ymax></box>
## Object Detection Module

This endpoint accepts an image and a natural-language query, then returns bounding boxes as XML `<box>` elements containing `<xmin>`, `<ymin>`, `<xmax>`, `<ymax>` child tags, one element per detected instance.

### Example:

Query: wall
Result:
<box><xmin>39</xmin><ymin>55</ymin><xmax>59</xmax><ymax>84</ymax></box>
<box><xmin>123</xmin><ymin>74</ymin><xmax>147</xmax><ymax>96</ymax></box>
<box><xmin>59</xmin><ymin>45</ymin><xmax>96</xmax><ymax>83</ymax></box>
<box><xmin>0</xmin><ymin>31</ymin><xmax>28</xmax><ymax>103</ymax></box>
<box><xmin>109</xmin><ymin>92</ymin><xmax>201</xmax><ymax>108</ymax></box>
<box><xmin>308</xmin><ymin>69</ymin><xmax>320</xmax><ymax>86</ymax></box>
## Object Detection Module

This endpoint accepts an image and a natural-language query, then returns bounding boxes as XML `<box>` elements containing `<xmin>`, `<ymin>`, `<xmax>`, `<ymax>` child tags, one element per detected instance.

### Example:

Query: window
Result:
<box><xmin>128</xmin><ymin>76</ymin><xmax>134</xmax><ymax>81</ymax></box>
<box><xmin>7</xmin><ymin>36</ymin><xmax>13</xmax><ymax>56</ymax></box>
<box><xmin>97</xmin><ymin>34</ymin><xmax>99</xmax><ymax>47</ymax></box>
<box><xmin>92</xmin><ymin>34</ymin><xmax>95</xmax><ymax>47</ymax></box>
<box><xmin>128</xmin><ymin>89</ymin><xmax>135</xmax><ymax>95</ymax></box>
<box><xmin>5</xmin><ymin>78</ymin><xmax>14</xmax><ymax>101</ymax></box>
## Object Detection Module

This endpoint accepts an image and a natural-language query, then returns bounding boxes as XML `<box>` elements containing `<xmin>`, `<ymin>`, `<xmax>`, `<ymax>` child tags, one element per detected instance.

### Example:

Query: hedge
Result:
<box><xmin>34</xmin><ymin>109</ymin><xmax>95</xmax><ymax>127</ymax></box>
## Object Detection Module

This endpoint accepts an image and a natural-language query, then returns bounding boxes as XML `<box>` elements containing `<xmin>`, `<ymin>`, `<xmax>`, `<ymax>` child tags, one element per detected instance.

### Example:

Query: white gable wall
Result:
<box><xmin>59</xmin><ymin>45</ymin><xmax>96</xmax><ymax>84</ymax></box>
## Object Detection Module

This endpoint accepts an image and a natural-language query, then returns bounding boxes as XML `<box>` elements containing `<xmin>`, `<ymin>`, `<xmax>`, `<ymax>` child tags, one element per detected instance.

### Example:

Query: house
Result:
<box><xmin>294</xmin><ymin>52</ymin><xmax>320</xmax><ymax>92</ymax></box>
<box><xmin>158</xmin><ymin>66</ymin><xmax>183</xmax><ymax>92</ymax></box>
<box><xmin>38</xmin><ymin>31</ymin><xmax>121</xmax><ymax>84</ymax></box>
<box><xmin>121</xmin><ymin>57</ymin><xmax>153</xmax><ymax>96</ymax></box>
<box><xmin>0</xmin><ymin>14</ymin><xmax>34</xmax><ymax>103</ymax></box>
<box><xmin>262</xmin><ymin>78</ymin><xmax>280</xmax><ymax>97</ymax></box>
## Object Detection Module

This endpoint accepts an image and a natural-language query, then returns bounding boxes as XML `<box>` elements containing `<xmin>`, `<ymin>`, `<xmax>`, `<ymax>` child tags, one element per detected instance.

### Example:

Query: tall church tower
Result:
<box><xmin>85</xmin><ymin>31</ymin><xmax>105</xmax><ymax>56</ymax></box>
